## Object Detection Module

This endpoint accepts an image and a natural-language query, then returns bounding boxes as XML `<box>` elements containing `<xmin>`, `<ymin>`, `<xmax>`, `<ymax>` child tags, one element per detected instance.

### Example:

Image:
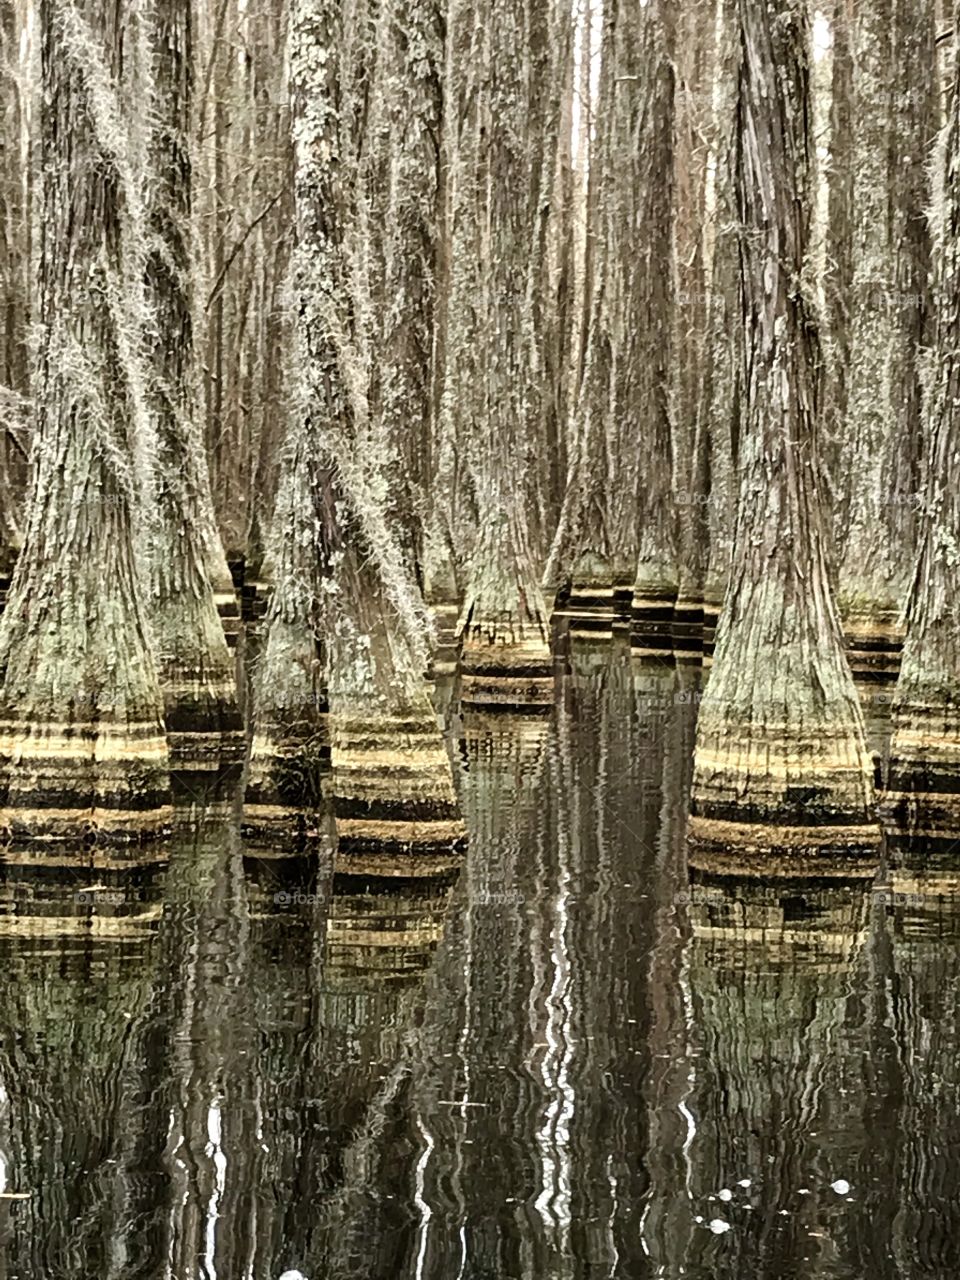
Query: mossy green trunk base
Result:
<box><xmin>331</xmin><ymin>710</ymin><xmax>465</xmax><ymax>870</ymax></box>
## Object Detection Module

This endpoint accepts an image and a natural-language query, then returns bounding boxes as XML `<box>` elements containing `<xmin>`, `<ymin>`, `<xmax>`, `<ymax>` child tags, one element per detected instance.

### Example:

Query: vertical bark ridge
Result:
<box><xmin>835</xmin><ymin>0</ymin><xmax>934</xmax><ymax>678</ymax></box>
<box><xmin>627</xmin><ymin>0</ymin><xmax>679</xmax><ymax>655</ymax></box>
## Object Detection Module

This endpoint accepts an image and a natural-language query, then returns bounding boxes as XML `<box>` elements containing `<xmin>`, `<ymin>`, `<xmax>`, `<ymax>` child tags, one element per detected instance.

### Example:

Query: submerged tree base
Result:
<box><xmin>330</xmin><ymin>705</ymin><xmax>466</xmax><ymax>871</ymax></box>
<box><xmin>0</xmin><ymin>723</ymin><xmax>172</xmax><ymax>844</ymax></box>
<box><xmin>886</xmin><ymin>702</ymin><xmax>960</xmax><ymax>831</ymax></box>
<box><xmin>687</xmin><ymin>815</ymin><xmax>881</xmax><ymax>876</ymax></box>
<box><xmin>243</xmin><ymin>720</ymin><xmax>326</xmax><ymax>849</ymax></box>
<box><xmin>630</xmin><ymin>575</ymin><xmax>677</xmax><ymax>657</ymax></box>
<box><xmin>426</xmin><ymin>600</ymin><xmax>462</xmax><ymax>678</ymax></box>
<box><xmin>842</xmin><ymin>609</ymin><xmax>904</xmax><ymax>681</ymax></box>
<box><xmin>460</xmin><ymin>619</ymin><xmax>554</xmax><ymax>712</ymax></box>
<box><xmin>670</xmin><ymin>592</ymin><xmax>704</xmax><ymax>662</ymax></box>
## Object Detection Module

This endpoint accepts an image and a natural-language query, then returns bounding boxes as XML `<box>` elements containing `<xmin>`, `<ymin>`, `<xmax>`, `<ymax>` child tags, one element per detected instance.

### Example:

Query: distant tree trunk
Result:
<box><xmin>376</xmin><ymin>0</ymin><xmax>443</xmax><ymax>585</ymax></box>
<box><xmin>421</xmin><ymin>0</ymin><xmax>476</xmax><ymax>650</ymax></box>
<box><xmin>821</xmin><ymin>0</ymin><xmax>853</xmax><ymax>547</ymax></box>
<box><xmin>541</xmin><ymin>0</ymin><xmax>617</xmax><ymax>621</ymax></box>
<box><xmin>690</xmin><ymin>0</ymin><xmax>876</xmax><ymax>859</ymax></box>
<box><xmin>246</xmin><ymin>0</ymin><xmax>464</xmax><ymax>861</ymax></box>
<box><xmin>145</xmin><ymin>0</ymin><xmax>244</xmax><ymax>770</ymax></box>
<box><xmin>671</xmin><ymin>0</ymin><xmax>716</xmax><ymax>655</ymax></box>
<box><xmin>701</xmin><ymin>0</ymin><xmax>740</xmax><ymax>654</ymax></box>
<box><xmin>835</xmin><ymin>0</ymin><xmax>935</xmax><ymax>676</ymax></box>
<box><xmin>0</xmin><ymin>0</ymin><xmax>170</xmax><ymax>841</ymax></box>
<box><xmin>627</xmin><ymin>0</ymin><xmax>678</xmax><ymax>649</ymax></box>
<box><xmin>456</xmin><ymin>0</ymin><xmax>553</xmax><ymax>709</ymax></box>
<box><xmin>889</xmin><ymin>14</ymin><xmax>960</xmax><ymax>821</ymax></box>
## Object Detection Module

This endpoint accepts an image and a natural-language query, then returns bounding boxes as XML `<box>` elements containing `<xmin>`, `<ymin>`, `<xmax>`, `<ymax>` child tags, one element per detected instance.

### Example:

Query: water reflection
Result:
<box><xmin>0</xmin><ymin>645</ymin><xmax>957</xmax><ymax>1277</ymax></box>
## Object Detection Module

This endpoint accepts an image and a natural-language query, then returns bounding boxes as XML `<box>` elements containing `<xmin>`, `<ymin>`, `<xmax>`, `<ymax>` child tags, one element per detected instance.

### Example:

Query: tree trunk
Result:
<box><xmin>456</xmin><ymin>0</ymin><xmax>554</xmax><ymax>710</ymax></box>
<box><xmin>247</xmin><ymin>0</ymin><xmax>464</xmax><ymax>862</ymax></box>
<box><xmin>145</xmin><ymin>0</ymin><xmax>244</xmax><ymax>771</ymax></box>
<box><xmin>701</xmin><ymin>0</ymin><xmax>740</xmax><ymax>656</ymax></box>
<box><xmin>888</xmin><ymin>10</ymin><xmax>960</xmax><ymax>826</ymax></box>
<box><xmin>0</xmin><ymin>0</ymin><xmax>28</xmax><ymax>570</ymax></box>
<box><xmin>690</xmin><ymin>0</ymin><xmax>877</xmax><ymax>862</ymax></box>
<box><xmin>626</xmin><ymin>0</ymin><xmax>678</xmax><ymax>652</ymax></box>
<box><xmin>0</xmin><ymin>0</ymin><xmax>170</xmax><ymax>841</ymax></box>
<box><xmin>836</xmin><ymin>0</ymin><xmax>935</xmax><ymax>677</ymax></box>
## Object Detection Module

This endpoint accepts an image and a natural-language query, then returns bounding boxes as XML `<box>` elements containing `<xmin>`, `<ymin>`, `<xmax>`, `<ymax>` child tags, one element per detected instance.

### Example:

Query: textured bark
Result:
<box><xmin>377</xmin><ymin>0</ymin><xmax>443</xmax><ymax>583</ymax></box>
<box><xmin>0</xmin><ymin>0</ymin><xmax>170</xmax><ymax>841</ymax></box>
<box><xmin>626</xmin><ymin>0</ymin><xmax>678</xmax><ymax>644</ymax></box>
<box><xmin>835</xmin><ymin>0</ymin><xmax>934</xmax><ymax>672</ymax></box>
<box><xmin>542</xmin><ymin>0</ymin><xmax>617</xmax><ymax>613</ymax></box>
<box><xmin>0</xmin><ymin>0</ymin><xmax>28</xmax><ymax>565</ymax></box>
<box><xmin>247</xmin><ymin>0</ymin><xmax>463</xmax><ymax>857</ymax></box>
<box><xmin>145</xmin><ymin>0</ymin><xmax>244</xmax><ymax>770</ymax></box>
<box><xmin>456</xmin><ymin>0</ymin><xmax>553</xmax><ymax>705</ymax></box>
<box><xmin>671</xmin><ymin>0</ymin><xmax>716</xmax><ymax>652</ymax></box>
<box><xmin>690</xmin><ymin>0</ymin><xmax>877</xmax><ymax>856</ymax></box>
<box><xmin>888</xmin><ymin>15</ymin><xmax>960</xmax><ymax>821</ymax></box>
<box><xmin>701</xmin><ymin>0</ymin><xmax>741</xmax><ymax>652</ymax></box>
<box><xmin>821</xmin><ymin>0</ymin><xmax>854</xmax><ymax>536</ymax></box>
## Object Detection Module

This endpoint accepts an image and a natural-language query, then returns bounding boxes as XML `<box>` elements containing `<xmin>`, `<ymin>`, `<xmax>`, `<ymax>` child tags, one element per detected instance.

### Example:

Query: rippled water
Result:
<box><xmin>0</xmin><ymin>638</ymin><xmax>957</xmax><ymax>1278</ymax></box>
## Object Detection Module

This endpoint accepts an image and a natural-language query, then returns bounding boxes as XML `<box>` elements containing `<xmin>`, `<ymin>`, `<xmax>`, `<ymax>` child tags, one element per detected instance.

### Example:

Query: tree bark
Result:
<box><xmin>690</xmin><ymin>0</ymin><xmax>877</xmax><ymax>861</ymax></box>
<box><xmin>454</xmin><ymin>0</ymin><xmax>554</xmax><ymax>710</ymax></box>
<box><xmin>145</xmin><ymin>0</ymin><xmax>244</xmax><ymax>770</ymax></box>
<box><xmin>247</xmin><ymin>0</ymin><xmax>464</xmax><ymax>861</ymax></box>
<box><xmin>0</xmin><ymin>0</ymin><xmax>170</xmax><ymax>841</ymax></box>
<box><xmin>835</xmin><ymin>0</ymin><xmax>934</xmax><ymax>676</ymax></box>
<box><xmin>888</xmin><ymin>9</ymin><xmax>960</xmax><ymax>824</ymax></box>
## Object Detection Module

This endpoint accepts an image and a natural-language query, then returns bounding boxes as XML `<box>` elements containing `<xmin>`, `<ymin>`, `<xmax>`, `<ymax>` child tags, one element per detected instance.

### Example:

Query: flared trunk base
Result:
<box><xmin>0</xmin><ymin>721</ymin><xmax>171</xmax><ymax>845</ymax></box>
<box><xmin>243</xmin><ymin>719</ymin><xmax>327</xmax><ymax>849</ymax></box>
<box><xmin>331</xmin><ymin>711</ymin><xmax>466</xmax><ymax>870</ymax></box>
<box><xmin>886</xmin><ymin>703</ymin><xmax>960</xmax><ymax>830</ymax></box>
<box><xmin>630</xmin><ymin>583</ymin><xmax>678</xmax><ymax>657</ymax></box>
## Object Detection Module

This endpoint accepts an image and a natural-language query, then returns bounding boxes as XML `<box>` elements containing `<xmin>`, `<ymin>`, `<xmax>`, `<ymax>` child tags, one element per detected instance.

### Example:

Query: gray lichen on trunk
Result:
<box><xmin>690</xmin><ymin>0</ymin><xmax>877</xmax><ymax>860</ymax></box>
<box><xmin>0</xmin><ymin>0</ymin><xmax>171</xmax><ymax>842</ymax></box>
<box><xmin>246</xmin><ymin>0</ymin><xmax>463</xmax><ymax>856</ymax></box>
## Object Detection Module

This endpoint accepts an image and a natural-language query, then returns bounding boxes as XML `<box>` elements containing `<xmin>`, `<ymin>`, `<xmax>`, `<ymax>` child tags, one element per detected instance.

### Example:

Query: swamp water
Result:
<box><xmin>0</xmin><ymin>639</ymin><xmax>956</xmax><ymax>1278</ymax></box>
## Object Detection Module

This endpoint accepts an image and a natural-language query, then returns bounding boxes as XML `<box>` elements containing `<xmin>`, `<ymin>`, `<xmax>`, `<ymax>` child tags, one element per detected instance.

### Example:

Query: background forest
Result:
<box><xmin>0</xmin><ymin>0</ymin><xmax>957</xmax><ymax>850</ymax></box>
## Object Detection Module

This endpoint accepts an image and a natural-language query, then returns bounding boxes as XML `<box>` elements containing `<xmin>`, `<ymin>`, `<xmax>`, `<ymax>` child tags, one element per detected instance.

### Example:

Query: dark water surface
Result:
<box><xmin>0</xmin><ymin>639</ymin><xmax>958</xmax><ymax>1279</ymax></box>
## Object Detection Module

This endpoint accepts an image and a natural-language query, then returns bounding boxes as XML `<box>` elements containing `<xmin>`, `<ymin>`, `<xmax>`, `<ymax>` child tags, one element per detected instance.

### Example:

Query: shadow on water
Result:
<box><xmin>0</xmin><ymin>641</ymin><xmax>957</xmax><ymax>1277</ymax></box>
